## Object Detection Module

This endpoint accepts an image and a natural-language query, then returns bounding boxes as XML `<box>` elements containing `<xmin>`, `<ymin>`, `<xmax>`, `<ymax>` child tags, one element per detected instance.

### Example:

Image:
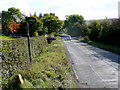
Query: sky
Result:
<box><xmin>0</xmin><ymin>0</ymin><xmax>120</xmax><ymax>20</ymax></box>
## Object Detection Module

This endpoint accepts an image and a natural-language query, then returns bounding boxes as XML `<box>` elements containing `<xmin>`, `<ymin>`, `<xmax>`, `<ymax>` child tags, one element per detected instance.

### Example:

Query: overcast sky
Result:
<box><xmin>0</xmin><ymin>0</ymin><xmax>119</xmax><ymax>20</ymax></box>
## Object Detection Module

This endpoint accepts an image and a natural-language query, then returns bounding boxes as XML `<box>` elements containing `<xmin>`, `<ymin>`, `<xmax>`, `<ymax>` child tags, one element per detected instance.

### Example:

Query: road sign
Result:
<box><xmin>26</xmin><ymin>17</ymin><xmax>36</xmax><ymax>63</ymax></box>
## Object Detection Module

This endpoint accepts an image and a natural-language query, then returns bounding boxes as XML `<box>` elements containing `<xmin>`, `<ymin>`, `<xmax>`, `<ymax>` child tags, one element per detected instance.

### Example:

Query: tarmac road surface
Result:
<box><xmin>63</xmin><ymin>39</ymin><xmax>119</xmax><ymax>89</ymax></box>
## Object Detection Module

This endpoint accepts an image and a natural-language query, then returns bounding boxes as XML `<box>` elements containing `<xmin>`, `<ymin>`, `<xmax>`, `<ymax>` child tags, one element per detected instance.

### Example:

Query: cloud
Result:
<box><xmin>39</xmin><ymin>0</ymin><xmax>119</xmax><ymax>19</ymax></box>
<box><xmin>0</xmin><ymin>0</ymin><xmax>119</xmax><ymax>20</ymax></box>
<box><xmin>0</xmin><ymin>0</ymin><xmax>30</xmax><ymax>15</ymax></box>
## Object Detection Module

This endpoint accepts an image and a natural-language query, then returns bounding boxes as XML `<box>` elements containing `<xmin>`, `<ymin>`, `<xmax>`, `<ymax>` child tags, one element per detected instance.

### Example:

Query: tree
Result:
<box><xmin>63</xmin><ymin>14</ymin><xmax>86</xmax><ymax>37</ymax></box>
<box><xmin>98</xmin><ymin>19</ymin><xmax>111</xmax><ymax>43</ymax></box>
<box><xmin>2</xmin><ymin>7</ymin><xmax>23</xmax><ymax>35</ymax></box>
<box><xmin>18</xmin><ymin>19</ymin><xmax>27</xmax><ymax>36</ymax></box>
<box><xmin>38</xmin><ymin>13</ymin><xmax>42</xmax><ymax>19</ymax></box>
<box><xmin>108</xmin><ymin>19</ymin><xmax>120</xmax><ymax>47</ymax></box>
<box><xmin>88</xmin><ymin>20</ymin><xmax>101</xmax><ymax>41</ymax></box>
<box><xmin>8</xmin><ymin>7</ymin><xmax>23</xmax><ymax>22</ymax></box>
<box><xmin>65</xmin><ymin>14</ymin><xmax>85</xmax><ymax>25</ymax></box>
<box><xmin>29</xmin><ymin>16</ymin><xmax>43</xmax><ymax>36</ymax></box>
<box><xmin>33</xmin><ymin>12</ymin><xmax>37</xmax><ymax>17</ymax></box>
<box><xmin>87</xmin><ymin>18</ymin><xmax>120</xmax><ymax>47</ymax></box>
<box><xmin>9</xmin><ymin>21</ymin><xmax>20</xmax><ymax>33</ymax></box>
<box><xmin>40</xmin><ymin>13</ymin><xmax>63</xmax><ymax>34</ymax></box>
<box><xmin>19</xmin><ymin>16</ymin><xmax>43</xmax><ymax>37</ymax></box>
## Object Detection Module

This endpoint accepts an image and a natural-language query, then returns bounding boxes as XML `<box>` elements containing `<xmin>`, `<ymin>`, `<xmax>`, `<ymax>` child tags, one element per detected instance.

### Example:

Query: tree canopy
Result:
<box><xmin>63</xmin><ymin>14</ymin><xmax>86</xmax><ymax>37</ymax></box>
<box><xmin>40</xmin><ymin>13</ymin><xmax>63</xmax><ymax>34</ymax></box>
<box><xmin>2</xmin><ymin>7</ymin><xmax>23</xmax><ymax>35</ymax></box>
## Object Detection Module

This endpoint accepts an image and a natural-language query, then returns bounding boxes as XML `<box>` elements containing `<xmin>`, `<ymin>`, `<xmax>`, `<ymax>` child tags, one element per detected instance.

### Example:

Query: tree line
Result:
<box><xmin>87</xmin><ymin>19</ymin><xmax>120</xmax><ymax>47</ymax></box>
<box><xmin>1</xmin><ymin>7</ymin><xmax>63</xmax><ymax>37</ymax></box>
<box><xmin>63</xmin><ymin>15</ymin><xmax>120</xmax><ymax>48</ymax></box>
<box><xmin>1</xmin><ymin>7</ymin><xmax>120</xmax><ymax>47</ymax></box>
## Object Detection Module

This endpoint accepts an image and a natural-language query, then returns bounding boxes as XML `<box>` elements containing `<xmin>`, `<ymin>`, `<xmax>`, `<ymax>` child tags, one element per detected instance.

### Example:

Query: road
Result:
<box><xmin>63</xmin><ymin>39</ymin><xmax>119</xmax><ymax>89</ymax></box>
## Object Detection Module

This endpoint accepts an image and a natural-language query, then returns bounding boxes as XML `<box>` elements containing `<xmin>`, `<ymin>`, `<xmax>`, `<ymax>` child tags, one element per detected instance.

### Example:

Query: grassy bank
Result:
<box><xmin>17</xmin><ymin>38</ymin><xmax>76</xmax><ymax>89</ymax></box>
<box><xmin>80</xmin><ymin>39</ymin><xmax>120</xmax><ymax>55</ymax></box>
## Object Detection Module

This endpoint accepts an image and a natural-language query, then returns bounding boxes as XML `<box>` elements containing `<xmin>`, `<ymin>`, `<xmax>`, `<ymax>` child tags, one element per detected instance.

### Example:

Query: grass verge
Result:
<box><xmin>0</xmin><ymin>36</ymin><xmax>16</xmax><ymax>40</ymax></box>
<box><xmin>17</xmin><ymin>38</ymin><xmax>76</xmax><ymax>89</ymax></box>
<box><xmin>80</xmin><ymin>39</ymin><xmax>120</xmax><ymax>55</ymax></box>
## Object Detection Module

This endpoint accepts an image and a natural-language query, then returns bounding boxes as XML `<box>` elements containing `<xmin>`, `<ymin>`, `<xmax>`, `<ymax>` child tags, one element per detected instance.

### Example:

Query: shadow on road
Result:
<box><xmin>81</xmin><ymin>42</ymin><xmax>120</xmax><ymax>64</ymax></box>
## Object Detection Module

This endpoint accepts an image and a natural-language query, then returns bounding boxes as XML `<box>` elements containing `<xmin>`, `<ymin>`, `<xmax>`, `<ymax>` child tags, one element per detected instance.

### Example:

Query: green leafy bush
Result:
<box><xmin>88</xmin><ymin>19</ymin><xmax>120</xmax><ymax>47</ymax></box>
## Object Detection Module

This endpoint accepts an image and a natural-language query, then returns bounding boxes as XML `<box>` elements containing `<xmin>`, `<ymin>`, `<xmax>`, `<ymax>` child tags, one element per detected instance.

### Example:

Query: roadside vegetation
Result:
<box><xmin>87</xmin><ymin>19</ymin><xmax>120</xmax><ymax>48</ymax></box>
<box><xmin>1</xmin><ymin>7</ymin><xmax>75</xmax><ymax>89</ymax></box>
<box><xmin>17</xmin><ymin>38</ymin><xmax>76</xmax><ymax>89</ymax></box>
<box><xmin>63</xmin><ymin>15</ymin><xmax>120</xmax><ymax>54</ymax></box>
<box><xmin>80</xmin><ymin>39</ymin><xmax>120</xmax><ymax>54</ymax></box>
<box><xmin>1</xmin><ymin>6</ymin><xmax>120</xmax><ymax>89</ymax></box>
<box><xmin>2</xmin><ymin>7</ymin><xmax>63</xmax><ymax>37</ymax></box>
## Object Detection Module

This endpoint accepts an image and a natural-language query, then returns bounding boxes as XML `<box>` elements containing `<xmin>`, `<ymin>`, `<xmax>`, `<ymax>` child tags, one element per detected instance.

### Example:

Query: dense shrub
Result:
<box><xmin>87</xmin><ymin>18</ymin><xmax>120</xmax><ymax>47</ymax></box>
<box><xmin>1</xmin><ymin>36</ymin><xmax>47</xmax><ymax>89</ymax></box>
<box><xmin>63</xmin><ymin>14</ymin><xmax>86</xmax><ymax>37</ymax></box>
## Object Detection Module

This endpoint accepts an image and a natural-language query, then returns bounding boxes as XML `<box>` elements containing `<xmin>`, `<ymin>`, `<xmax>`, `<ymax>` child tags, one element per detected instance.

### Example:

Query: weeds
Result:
<box><xmin>18</xmin><ymin>38</ymin><xmax>76</xmax><ymax>88</ymax></box>
<box><xmin>80</xmin><ymin>39</ymin><xmax>120</xmax><ymax>54</ymax></box>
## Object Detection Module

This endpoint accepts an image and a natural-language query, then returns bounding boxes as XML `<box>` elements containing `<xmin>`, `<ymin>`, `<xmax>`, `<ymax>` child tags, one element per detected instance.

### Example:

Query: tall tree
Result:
<box><xmin>64</xmin><ymin>14</ymin><xmax>86</xmax><ymax>37</ymax></box>
<box><xmin>40</xmin><ymin>13</ymin><xmax>63</xmax><ymax>34</ymax></box>
<box><xmin>33</xmin><ymin>12</ymin><xmax>37</xmax><ymax>17</ymax></box>
<box><xmin>38</xmin><ymin>13</ymin><xmax>42</xmax><ymax>19</ymax></box>
<box><xmin>2</xmin><ymin>7</ymin><xmax>23</xmax><ymax>35</ymax></box>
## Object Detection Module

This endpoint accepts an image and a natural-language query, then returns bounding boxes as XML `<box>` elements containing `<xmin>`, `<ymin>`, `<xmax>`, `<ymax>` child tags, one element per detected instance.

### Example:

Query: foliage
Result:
<box><xmin>80</xmin><ymin>39</ymin><xmax>120</xmax><ymax>54</ymax></box>
<box><xmin>2</xmin><ymin>7</ymin><xmax>23</xmax><ymax>35</ymax></box>
<box><xmin>19</xmin><ymin>13</ymin><xmax>63</xmax><ymax>37</ymax></box>
<box><xmin>9</xmin><ymin>21</ymin><xmax>20</xmax><ymax>33</ymax></box>
<box><xmin>18</xmin><ymin>16</ymin><xmax>43</xmax><ymax>37</ymax></box>
<box><xmin>2</xmin><ymin>7</ymin><xmax>63</xmax><ymax>37</ymax></box>
<box><xmin>28</xmin><ymin>16</ymin><xmax>43</xmax><ymax>37</ymax></box>
<box><xmin>87</xmin><ymin>18</ymin><xmax>120</xmax><ymax>47</ymax></box>
<box><xmin>8</xmin><ymin>7</ymin><xmax>23</xmax><ymax>21</ymax></box>
<box><xmin>65</xmin><ymin>14</ymin><xmax>85</xmax><ymax>25</ymax></box>
<box><xmin>63</xmin><ymin>14</ymin><xmax>86</xmax><ymax>37</ymax></box>
<box><xmin>40</xmin><ymin>13</ymin><xmax>63</xmax><ymax>34</ymax></box>
<box><xmin>17</xmin><ymin>19</ymin><xmax>27</xmax><ymax>36</ymax></box>
<box><xmin>88</xmin><ymin>20</ymin><xmax>101</xmax><ymax>41</ymax></box>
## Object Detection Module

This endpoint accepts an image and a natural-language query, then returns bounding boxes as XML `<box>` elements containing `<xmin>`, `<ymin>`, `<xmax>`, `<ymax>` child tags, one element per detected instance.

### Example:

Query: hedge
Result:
<box><xmin>0</xmin><ymin>36</ymin><xmax>47</xmax><ymax>89</ymax></box>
